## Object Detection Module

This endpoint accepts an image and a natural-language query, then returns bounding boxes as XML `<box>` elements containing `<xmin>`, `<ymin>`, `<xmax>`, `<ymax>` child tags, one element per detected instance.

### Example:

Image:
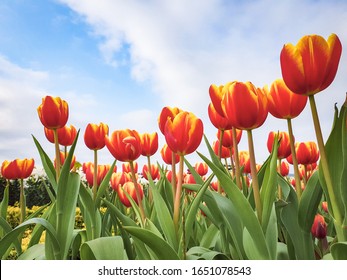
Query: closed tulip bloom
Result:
<box><xmin>45</xmin><ymin>125</ymin><xmax>77</xmax><ymax>146</ymax></box>
<box><xmin>118</xmin><ymin>181</ymin><xmax>144</xmax><ymax>208</ymax></box>
<box><xmin>140</xmin><ymin>132</ymin><xmax>158</xmax><ymax>157</ymax></box>
<box><xmin>37</xmin><ymin>96</ymin><xmax>69</xmax><ymax>129</ymax></box>
<box><xmin>311</xmin><ymin>214</ymin><xmax>327</xmax><ymax>239</ymax></box>
<box><xmin>194</xmin><ymin>162</ymin><xmax>208</xmax><ymax>176</ymax></box>
<box><xmin>267</xmin><ymin>131</ymin><xmax>292</xmax><ymax>159</ymax></box>
<box><xmin>208</xmin><ymin>102</ymin><xmax>233</xmax><ymax>130</ymax></box>
<box><xmin>105</xmin><ymin>129</ymin><xmax>142</xmax><ymax>162</ymax></box>
<box><xmin>85</xmin><ymin>164</ymin><xmax>111</xmax><ymax>187</ymax></box>
<box><xmin>217</xmin><ymin>128</ymin><xmax>242</xmax><ymax>149</ymax></box>
<box><xmin>122</xmin><ymin>161</ymin><xmax>138</xmax><ymax>173</ymax></box>
<box><xmin>1</xmin><ymin>158</ymin><xmax>35</xmax><ymax>180</ymax></box>
<box><xmin>160</xmin><ymin>144</ymin><xmax>179</xmax><ymax>165</ymax></box>
<box><xmin>209</xmin><ymin>83</ymin><xmax>227</xmax><ymax>117</ymax></box>
<box><xmin>280</xmin><ymin>34</ymin><xmax>342</xmax><ymax>96</ymax></box>
<box><xmin>280</xmin><ymin>160</ymin><xmax>290</xmax><ymax>177</ymax></box>
<box><xmin>239</xmin><ymin>151</ymin><xmax>251</xmax><ymax>174</ymax></box>
<box><xmin>295</xmin><ymin>142</ymin><xmax>320</xmax><ymax>165</ymax></box>
<box><xmin>267</xmin><ymin>79</ymin><xmax>308</xmax><ymax>119</ymax></box>
<box><xmin>55</xmin><ymin>151</ymin><xmax>76</xmax><ymax>170</ymax></box>
<box><xmin>164</xmin><ymin>111</ymin><xmax>203</xmax><ymax>156</ymax></box>
<box><xmin>158</xmin><ymin>106</ymin><xmax>182</xmax><ymax>135</ymax></box>
<box><xmin>84</xmin><ymin>123</ymin><xmax>109</xmax><ymax>150</ymax></box>
<box><xmin>221</xmin><ymin>81</ymin><xmax>268</xmax><ymax>130</ymax></box>
<box><xmin>142</xmin><ymin>164</ymin><xmax>160</xmax><ymax>180</ymax></box>
<box><xmin>212</xmin><ymin>140</ymin><xmax>229</xmax><ymax>159</ymax></box>
<box><xmin>110</xmin><ymin>172</ymin><xmax>131</xmax><ymax>191</ymax></box>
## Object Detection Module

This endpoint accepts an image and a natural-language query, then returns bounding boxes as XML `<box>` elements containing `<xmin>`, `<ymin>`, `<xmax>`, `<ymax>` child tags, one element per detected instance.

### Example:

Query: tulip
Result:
<box><xmin>139</xmin><ymin>132</ymin><xmax>158</xmax><ymax>157</ymax></box>
<box><xmin>311</xmin><ymin>214</ymin><xmax>327</xmax><ymax>239</ymax></box>
<box><xmin>295</xmin><ymin>142</ymin><xmax>319</xmax><ymax>165</ymax></box>
<box><xmin>160</xmin><ymin>144</ymin><xmax>179</xmax><ymax>165</ymax></box>
<box><xmin>118</xmin><ymin>181</ymin><xmax>144</xmax><ymax>208</ymax></box>
<box><xmin>208</xmin><ymin>102</ymin><xmax>232</xmax><ymax>131</ymax></box>
<box><xmin>212</xmin><ymin>140</ymin><xmax>229</xmax><ymax>159</ymax></box>
<box><xmin>142</xmin><ymin>164</ymin><xmax>160</xmax><ymax>181</ymax></box>
<box><xmin>280</xmin><ymin>34</ymin><xmax>342</xmax><ymax>96</ymax></box>
<box><xmin>239</xmin><ymin>151</ymin><xmax>251</xmax><ymax>174</ymax></box>
<box><xmin>267</xmin><ymin>131</ymin><xmax>292</xmax><ymax>159</ymax></box>
<box><xmin>55</xmin><ymin>151</ymin><xmax>76</xmax><ymax>171</ymax></box>
<box><xmin>1</xmin><ymin>158</ymin><xmax>35</xmax><ymax>223</ymax></box>
<box><xmin>37</xmin><ymin>96</ymin><xmax>69</xmax><ymax>130</ymax></box>
<box><xmin>280</xmin><ymin>160</ymin><xmax>290</xmax><ymax>177</ymax></box>
<box><xmin>84</xmin><ymin>123</ymin><xmax>109</xmax><ymax>150</ymax></box>
<box><xmin>194</xmin><ymin>162</ymin><xmax>208</xmax><ymax>176</ymax></box>
<box><xmin>110</xmin><ymin>172</ymin><xmax>131</xmax><ymax>192</ymax></box>
<box><xmin>44</xmin><ymin>125</ymin><xmax>77</xmax><ymax>147</ymax></box>
<box><xmin>322</xmin><ymin>201</ymin><xmax>328</xmax><ymax>213</ymax></box>
<box><xmin>158</xmin><ymin>106</ymin><xmax>183</xmax><ymax>135</ymax></box>
<box><xmin>84</xmin><ymin>164</ymin><xmax>110</xmax><ymax>187</ymax></box>
<box><xmin>218</xmin><ymin>129</ymin><xmax>242</xmax><ymax>149</ymax></box>
<box><xmin>122</xmin><ymin>161</ymin><xmax>138</xmax><ymax>174</ymax></box>
<box><xmin>209</xmin><ymin>84</ymin><xmax>227</xmax><ymax>117</ymax></box>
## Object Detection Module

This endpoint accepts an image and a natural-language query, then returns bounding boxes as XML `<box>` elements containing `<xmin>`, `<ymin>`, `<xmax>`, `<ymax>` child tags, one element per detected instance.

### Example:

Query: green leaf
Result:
<box><xmin>124</xmin><ymin>226</ymin><xmax>179</xmax><ymax>260</ymax></box>
<box><xmin>264</xmin><ymin>205</ymin><xmax>278</xmax><ymax>260</ymax></box>
<box><xmin>17</xmin><ymin>244</ymin><xmax>45</xmax><ymax>260</ymax></box>
<box><xmin>331</xmin><ymin>242</ymin><xmax>347</xmax><ymax>260</ymax></box>
<box><xmin>80</xmin><ymin>236</ymin><xmax>127</xmax><ymax>260</ymax></box>
<box><xmin>200</xmin><ymin>224</ymin><xmax>219</xmax><ymax>249</ymax></box>
<box><xmin>95</xmin><ymin>160</ymin><xmax>117</xmax><ymax>207</ymax></box>
<box><xmin>0</xmin><ymin>185</ymin><xmax>9</xmax><ymax>238</ymax></box>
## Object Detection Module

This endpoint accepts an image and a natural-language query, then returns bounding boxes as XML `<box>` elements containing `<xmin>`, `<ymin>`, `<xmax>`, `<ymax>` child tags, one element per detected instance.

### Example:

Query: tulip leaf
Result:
<box><xmin>124</xmin><ymin>226</ymin><xmax>180</xmax><ymax>260</ymax></box>
<box><xmin>331</xmin><ymin>242</ymin><xmax>347</xmax><ymax>260</ymax></box>
<box><xmin>17</xmin><ymin>244</ymin><xmax>45</xmax><ymax>260</ymax></box>
<box><xmin>80</xmin><ymin>236</ymin><xmax>127</xmax><ymax>260</ymax></box>
<box><xmin>0</xmin><ymin>185</ymin><xmax>9</xmax><ymax>238</ymax></box>
<box><xmin>95</xmin><ymin>160</ymin><xmax>117</xmax><ymax>207</ymax></box>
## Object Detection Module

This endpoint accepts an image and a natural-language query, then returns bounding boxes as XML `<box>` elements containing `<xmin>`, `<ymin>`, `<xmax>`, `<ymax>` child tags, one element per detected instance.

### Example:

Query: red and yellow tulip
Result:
<box><xmin>37</xmin><ymin>96</ymin><xmax>69</xmax><ymax>129</ymax></box>
<box><xmin>84</xmin><ymin>122</ymin><xmax>109</xmax><ymax>150</ymax></box>
<box><xmin>1</xmin><ymin>158</ymin><xmax>35</xmax><ymax>180</ymax></box>
<box><xmin>267</xmin><ymin>131</ymin><xmax>292</xmax><ymax>159</ymax></box>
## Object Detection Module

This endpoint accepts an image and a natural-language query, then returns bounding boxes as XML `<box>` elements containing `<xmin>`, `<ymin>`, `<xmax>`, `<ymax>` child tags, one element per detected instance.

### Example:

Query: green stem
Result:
<box><xmin>129</xmin><ymin>161</ymin><xmax>146</xmax><ymax>225</ymax></box>
<box><xmin>247</xmin><ymin>130</ymin><xmax>262</xmax><ymax>224</ymax></box>
<box><xmin>171</xmin><ymin>153</ymin><xmax>177</xmax><ymax>203</ymax></box>
<box><xmin>92</xmin><ymin>149</ymin><xmax>98</xmax><ymax>201</ymax></box>
<box><xmin>173</xmin><ymin>155</ymin><xmax>184</xmax><ymax>235</ymax></box>
<box><xmin>277</xmin><ymin>159</ymin><xmax>282</xmax><ymax>200</ymax></box>
<box><xmin>309</xmin><ymin>95</ymin><xmax>343</xmax><ymax>227</ymax></box>
<box><xmin>232</xmin><ymin>127</ymin><xmax>242</xmax><ymax>190</ymax></box>
<box><xmin>19</xmin><ymin>179</ymin><xmax>26</xmax><ymax>224</ymax></box>
<box><xmin>217</xmin><ymin>130</ymin><xmax>224</xmax><ymax>193</ymax></box>
<box><xmin>286</xmin><ymin>118</ymin><xmax>302</xmax><ymax>199</ymax></box>
<box><xmin>53</xmin><ymin>129</ymin><xmax>61</xmax><ymax>181</ymax></box>
<box><xmin>147</xmin><ymin>155</ymin><xmax>153</xmax><ymax>204</ymax></box>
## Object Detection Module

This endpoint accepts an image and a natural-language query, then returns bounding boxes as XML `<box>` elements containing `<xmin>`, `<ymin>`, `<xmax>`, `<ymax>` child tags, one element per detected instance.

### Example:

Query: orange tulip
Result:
<box><xmin>208</xmin><ymin>102</ymin><xmax>232</xmax><ymax>131</ymax></box>
<box><xmin>212</xmin><ymin>140</ymin><xmax>229</xmax><ymax>159</ymax></box>
<box><xmin>194</xmin><ymin>162</ymin><xmax>208</xmax><ymax>176</ymax></box>
<box><xmin>322</xmin><ymin>201</ymin><xmax>328</xmax><ymax>213</ymax></box>
<box><xmin>1</xmin><ymin>158</ymin><xmax>35</xmax><ymax>180</ymax></box>
<box><xmin>45</xmin><ymin>124</ymin><xmax>77</xmax><ymax>146</ymax></box>
<box><xmin>37</xmin><ymin>96</ymin><xmax>69</xmax><ymax>129</ymax></box>
<box><xmin>110</xmin><ymin>172</ymin><xmax>131</xmax><ymax>191</ymax></box>
<box><xmin>280</xmin><ymin>160</ymin><xmax>290</xmax><ymax>177</ymax></box>
<box><xmin>164</xmin><ymin>111</ymin><xmax>203</xmax><ymax>156</ymax></box>
<box><xmin>239</xmin><ymin>151</ymin><xmax>251</xmax><ymax>174</ymax></box>
<box><xmin>105</xmin><ymin>129</ymin><xmax>142</xmax><ymax>162</ymax></box>
<box><xmin>311</xmin><ymin>214</ymin><xmax>327</xmax><ymax>239</ymax></box>
<box><xmin>217</xmin><ymin>128</ymin><xmax>242</xmax><ymax>149</ymax></box>
<box><xmin>295</xmin><ymin>142</ymin><xmax>319</xmax><ymax>165</ymax></box>
<box><xmin>140</xmin><ymin>132</ymin><xmax>158</xmax><ymax>157</ymax></box>
<box><xmin>221</xmin><ymin>81</ymin><xmax>268</xmax><ymax>130</ymax></box>
<box><xmin>158</xmin><ymin>106</ymin><xmax>183</xmax><ymax>135</ymax></box>
<box><xmin>55</xmin><ymin>151</ymin><xmax>76</xmax><ymax>170</ymax></box>
<box><xmin>142</xmin><ymin>164</ymin><xmax>160</xmax><ymax>180</ymax></box>
<box><xmin>280</xmin><ymin>34</ymin><xmax>342</xmax><ymax>96</ymax></box>
<box><xmin>209</xmin><ymin>84</ymin><xmax>226</xmax><ymax>117</ymax></box>
<box><xmin>84</xmin><ymin>123</ymin><xmax>109</xmax><ymax>150</ymax></box>
<box><xmin>84</xmin><ymin>164</ymin><xmax>111</xmax><ymax>187</ymax></box>
<box><xmin>118</xmin><ymin>181</ymin><xmax>144</xmax><ymax>208</ymax></box>
<box><xmin>267</xmin><ymin>131</ymin><xmax>292</xmax><ymax>159</ymax></box>
<box><xmin>160</xmin><ymin>144</ymin><xmax>179</xmax><ymax>165</ymax></box>
<box><xmin>122</xmin><ymin>161</ymin><xmax>138</xmax><ymax>174</ymax></box>
<box><xmin>267</xmin><ymin>79</ymin><xmax>308</xmax><ymax>119</ymax></box>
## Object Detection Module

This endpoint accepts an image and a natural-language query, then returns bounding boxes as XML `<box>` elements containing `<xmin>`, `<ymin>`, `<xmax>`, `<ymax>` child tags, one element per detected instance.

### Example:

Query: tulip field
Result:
<box><xmin>1</xmin><ymin>33</ymin><xmax>347</xmax><ymax>260</ymax></box>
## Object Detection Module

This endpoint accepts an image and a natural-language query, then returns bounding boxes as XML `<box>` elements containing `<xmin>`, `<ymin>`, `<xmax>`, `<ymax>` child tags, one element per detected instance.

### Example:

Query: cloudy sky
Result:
<box><xmin>0</xmin><ymin>0</ymin><xmax>346</xmax><ymax>173</ymax></box>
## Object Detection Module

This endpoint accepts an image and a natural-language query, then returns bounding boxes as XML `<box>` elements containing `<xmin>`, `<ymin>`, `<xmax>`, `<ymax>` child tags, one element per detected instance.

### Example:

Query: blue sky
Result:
<box><xmin>0</xmin><ymin>0</ymin><xmax>347</xmax><ymax>172</ymax></box>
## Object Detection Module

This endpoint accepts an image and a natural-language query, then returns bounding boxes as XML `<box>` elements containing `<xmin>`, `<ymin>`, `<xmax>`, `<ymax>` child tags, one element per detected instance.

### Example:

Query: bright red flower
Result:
<box><xmin>160</xmin><ymin>144</ymin><xmax>179</xmax><ymax>165</ymax></box>
<box><xmin>208</xmin><ymin>102</ymin><xmax>232</xmax><ymax>130</ymax></box>
<box><xmin>158</xmin><ymin>106</ymin><xmax>183</xmax><ymax>135</ymax></box>
<box><xmin>311</xmin><ymin>214</ymin><xmax>327</xmax><ymax>239</ymax></box>
<box><xmin>212</xmin><ymin>140</ymin><xmax>229</xmax><ymax>159</ymax></box>
<box><xmin>84</xmin><ymin>123</ymin><xmax>109</xmax><ymax>150</ymax></box>
<box><xmin>105</xmin><ymin>129</ymin><xmax>142</xmax><ymax>162</ymax></box>
<box><xmin>194</xmin><ymin>162</ymin><xmax>208</xmax><ymax>176</ymax></box>
<box><xmin>142</xmin><ymin>164</ymin><xmax>160</xmax><ymax>180</ymax></box>
<box><xmin>122</xmin><ymin>161</ymin><xmax>138</xmax><ymax>173</ymax></box>
<box><xmin>280</xmin><ymin>34</ymin><xmax>342</xmax><ymax>96</ymax></box>
<box><xmin>267</xmin><ymin>131</ymin><xmax>292</xmax><ymax>159</ymax></box>
<box><xmin>110</xmin><ymin>172</ymin><xmax>131</xmax><ymax>191</ymax></box>
<box><xmin>84</xmin><ymin>164</ymin><xmax>111</xmax><ymax>187</ymax></box>
<box><xmin>140</xmin><ymin>132</ymin><xmax>158</xmax><ymax>157</ymax></box>
<box><xmin>217</xmin><ymin>128</ymin><xmax>242</xmax><ymax>149</ymax></box>
<box><xmin>37</xmin><ymin>96</ymin><xmax>69</xmax><ymax>129</ymax></box>
<box><xmin>239</xmin><ymin>151</ymin><xmax>251</xmax><ymax>174</ymax></box>
<box><xmin>280</xmin><ymin>160</ymin><xmax>290</xmax><ymax>177</ymax></box>
<box><xmin>55</xmin><ymin>151</ymin><xmax>76</xmax><ymax>170</ymax></box>
<box><xmin>118</xmin><ymin>181</ymin><xmax>144</xmax><ymax>208</ymax></box>
<box><xmin>164</xmin><ymin>111</ymin><xmax>203</xmax><ymax>156</ymax></box>
<box><xmin>209</xmin><ymin>83</ymin><xmax>227</xmax><ymax>117</ymax></box>
<box><xmin>45</xmin><ymin>124</ymin><xmax>77</xmax><ymax>146</ymax></box>
<box><xmin>295</xmin><ymin>142</ymin><xmax>319</xmax><ymax>165</ymax></box>
<box><xmin>267</xmin><ymin>79</ymin><xmax>308</xmax><ymax>119</ymax></box>
<box><xmin>1</xmin><ymin>158</ymin><xmax>35</xmax><ymax>180</ymax></box>
<box><xmin>221</xmin><ymin>81</ymin><xmax>268</xmax><ymax>130</ymax></box>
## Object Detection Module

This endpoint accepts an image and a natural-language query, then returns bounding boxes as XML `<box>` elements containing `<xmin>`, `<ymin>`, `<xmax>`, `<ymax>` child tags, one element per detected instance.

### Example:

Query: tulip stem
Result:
<box><xmin>286</xmin><ymin>118</ymin><xmax>302</xmax><ymax>199</ymax></box>
<box><xmin>129</xmin><ymin>161</ymin><xmax>146</xmax><ymax>225</ymax></box>
<box><xmin>173</xmin><ymin>155</ymin><xmax>184</xmax><ymax>235</ymax></box>
<box><xmin>19</xmin><ymin>179</ymin><xmax>26</xmax><ymax>224</ymax></box>
<box><xmin>217</xmin><ymin>129</ymin><xmax>224</xmax><ymax>193</ymax></box>
<box><xmin>232</xmin><ymin>127</ymin><xmax>242</xmax><ymax>190</ymax></box>
<box><xmin>309</xmin><ymin>95</ymin><xmax>343</xmax><ymax>226</ymax></box>
<box><xmin>247</xmin><ymin>130</ymin><xmax>262</xmax><ymax>224</ymax></box>
<box><xmin>171</xmin><ymin>153</ymin><xmax>177</xmax><ymax>203</ymax></box>
<box><xmin>277</xmin><ymin>159</ymin><xmax>282</xmax><ymax>200</ymax></box>
<box><xmin>92</xmin><ymin>149</ymin><xmax>98</xmax><ymax>201</ymax></box>
<box><xmin>53</xmin><ymin>129</ymin><xmax>61</xmax><ymax>181</ymax></box>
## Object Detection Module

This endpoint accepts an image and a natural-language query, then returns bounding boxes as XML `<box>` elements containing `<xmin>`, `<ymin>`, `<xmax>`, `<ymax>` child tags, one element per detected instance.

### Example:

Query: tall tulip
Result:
<box><xmin>194</xmin><ymin>162</ymin><xmax>208</xmax><ymax>177</ymax></box>
<box><xmin>267</xmin><ymin>131</ymin><xmax>291</xmax><ymax>159</ymax></box>
<box><xmin>1</xmin><ymin>158</ymin><xmax>35</xmax><ymax>223</ymax></box>
<box><xmin>140</xmin><ymin>132</ymin><xmax>159</xmax><ymax>178</ymax></box>
<box><xmin>160</xmin><ymin>144</ymin><xmax>180</xmax><ymax>165</ymax></box>
<box><xmin>44</xmin><ymin>125</ymin><xmax>77</xmax><ymax>147</ymax></box>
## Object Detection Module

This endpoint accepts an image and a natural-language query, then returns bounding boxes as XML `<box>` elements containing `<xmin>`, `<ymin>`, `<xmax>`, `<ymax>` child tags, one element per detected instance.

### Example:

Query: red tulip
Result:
<box><xmin>322</xmin><ymin>201</ymin><xmax>328</xmax><ymax>213</ymax></box>
<box><xmin>84</xmin><ymin>164</ymin><xmax>111</xmax><ymax>187</ymax></box>
<box><xmin>37</xmin><ymin>96</ymin><xmax>69</xmax><ymax>129</ymax></box>
<box><xmin>45</xmin><ymin>124</ymin><xmax>77</xmax><ymax>146</ymax></box>
<box><xmin>55</xmin><ymin>151</ymin><xmax>76</xmax><ymax>170</ymax></box>
<box><xmin>267</xmin><ymin>131</ymin><xmax>292</xmax><ymax>159</ymax></box>
<box><xmin>110</xmin><ymin>172</ymin><xmax>131</xmax><ymax>191</ymax></box>
<box><xmin>311</xmin><ymin>214</ymin><xmax>327</xmax><ymax>239</ymax></box>
<box><xmin>217</xmin><ymin>128</ymin><xmax>242</xmax><ymax>149</ymax></box>
<box><xmin>208</xmin><ymin>102</ymin><xmax>232</xmax><ymax>130</ymax></box>
<box><xmin>194</xmin><ymin>162</ymin><xmax>208</xmax><ymax>176</ymax></box>
<box><xmin>280</xmin><ymin>34</ymin><xmax>342</xmax><ymax>96</ymax></box>
<box><xmin>140</xmin><ymin>132</ymin><xmax>158</xmax><ymax>157</ymax></box>
<box><xmin>84</xmin><ymin>123</ymin><xmax>109</xmax><ymax>150</ymax></box>
<box><xmin>160</xmin><ymin>144</ymin><xmax>179</xmax><ymax>165</ymax></box>
<box><xmin>105</xmin><ymin>129</ymin><xmax>142</xmax><ymax>162</ymax></box>
<box><xmin>118</xmin><ymin>181</ymin><xmax>144</xmax><ymax>208</ymax></box>
<box><xmin>158</xmin><ymin>106</ymin><xmax>183</xmax><ymax>135</ymax></box>
<box><xmin>221</xmin><ymin>81</ymin><xmax>268</xmax><ymax>130</ymax></box>
<box><xmin>239</xmin><ymin>151</ymin><xmax>251</xmax><ymax>174</ymax></box>
<box><xmin>122</xmin><ymin>161</ymin><xmax>138</xmax><ymax>174</ymax></box>
<box><xmin>212</xmin><ymin>140</ymin><xmax>229</xmax><ymax>159</ymax></box>
<box><xmin>209</xmin><ymin>84</ymin><xmax>227</xmax><ymax>117</ymax></box>
<box><xmin>142</xmin><ymin>164</ymin><xmax>160</xmax><ymax>180</ymax></box>
<box><xmin>1</xmin><ymin>158</ymin><xmax>35</xmax><ymax>180</ymax></box>
<box><xmin>280</xmin><ymin>160</ymin><xmax>290</xmax><ymax>177</ymax></box>
<box><xmin>164</xmin><ymin>111</ymin><xmax>203</xmax><ymax>156</ymax></box>
<box><xmin>267</xmin><ymin>79</ymin><xmax>308</xmax><ymax>119</ymax></box>
<box><xmin>295</xmin><ymin>142</ymin><xmax>319</xmax><ymax>165</ymax></box>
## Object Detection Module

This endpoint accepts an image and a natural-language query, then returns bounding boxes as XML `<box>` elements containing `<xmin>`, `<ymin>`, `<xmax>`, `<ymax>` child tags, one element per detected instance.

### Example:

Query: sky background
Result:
<box><xmin>0</xmin><ymin>0</ymin><xmax>346</xmax><ymax>173</ymax></box>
